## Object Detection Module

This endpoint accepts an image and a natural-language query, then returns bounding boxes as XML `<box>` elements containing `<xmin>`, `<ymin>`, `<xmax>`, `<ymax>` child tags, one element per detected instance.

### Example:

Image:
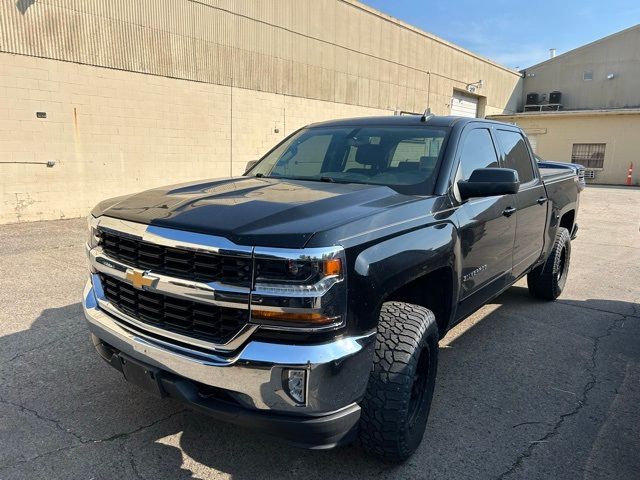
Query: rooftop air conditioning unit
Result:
<box><xmin>549</xmin><ymin>91</ymin><xmax>562</xmax><ymax>104</ymax></box>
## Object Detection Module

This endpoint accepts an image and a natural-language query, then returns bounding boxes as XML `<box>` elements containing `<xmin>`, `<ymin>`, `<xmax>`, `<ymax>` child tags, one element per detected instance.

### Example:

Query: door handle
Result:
<box><xmin>502</xmin><ymin>206</ymin><xmax>517</xmax><ymax>217</ymax></box>
<box><xmin>537</xmin><ymin>196</ymin><xmax>548</xmax><ymax>205</ymax></box>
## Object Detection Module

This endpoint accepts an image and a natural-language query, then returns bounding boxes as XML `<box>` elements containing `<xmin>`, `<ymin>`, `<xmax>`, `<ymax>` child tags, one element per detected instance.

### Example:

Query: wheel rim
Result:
<box><xmin>556</xmin><ymin>246</ymin><xmax>567</xmax><ymax>283</ymax></box>
<box><xmin>408</xmin><ymin>345</ymin><xmax>430</xmax><ymax>426</ymax></box>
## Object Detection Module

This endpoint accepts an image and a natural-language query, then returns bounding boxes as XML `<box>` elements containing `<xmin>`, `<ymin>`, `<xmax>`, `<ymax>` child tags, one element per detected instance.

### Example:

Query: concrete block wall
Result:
<box><xmin>0</xmin><ymin>53</ymin><xmax>390</xmax><ymax>223</ymax></box>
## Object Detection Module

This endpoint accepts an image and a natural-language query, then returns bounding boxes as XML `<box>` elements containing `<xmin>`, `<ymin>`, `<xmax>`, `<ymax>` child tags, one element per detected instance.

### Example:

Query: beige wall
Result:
<box><xmin>523</xmin><ymin>25</ymin><xmax>640</xmax><ymax>110</ymax></box>
<box><xmin>0</xmin><ymin>0</ymin><xmax>522</xmax><ymax>223</ymax></box>
<box><xmin>0</xmin><ymin>0</ymin><xmax>522</xmax><ymax>116</ymax></box>
<box><xmin>0</xmin><ymin>53</ymin><xmax>391</xmax><ymax>223</ymax></box>
<box><xmin>492</xmin><ymin>112</ymin><xmax>640</xmax><ymax>185</ymax></box>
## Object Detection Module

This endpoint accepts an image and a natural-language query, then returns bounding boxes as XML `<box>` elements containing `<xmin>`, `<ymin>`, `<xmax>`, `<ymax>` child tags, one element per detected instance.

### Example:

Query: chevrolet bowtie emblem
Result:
<box><xmin>125</xmin><ymin>269</ymin><xmax>156</xmax><ymax>289</ymax></box>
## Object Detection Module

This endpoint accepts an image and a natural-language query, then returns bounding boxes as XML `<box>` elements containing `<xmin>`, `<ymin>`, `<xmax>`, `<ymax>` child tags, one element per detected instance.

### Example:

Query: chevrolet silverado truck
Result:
<box><xmin>83</xmin><ymin>115</ymin><xmax>580</xmax><ymax>462</ymax></box>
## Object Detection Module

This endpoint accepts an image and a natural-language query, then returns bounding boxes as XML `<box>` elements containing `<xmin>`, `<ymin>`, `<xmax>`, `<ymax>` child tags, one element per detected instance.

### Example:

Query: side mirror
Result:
<box><xmin>244</xmin><ymin>160</ymin><xmax>259</xmax><ymax>174</ymax></box>
<box><xmin>458</xmin><ymin>168</ymin><xmax>519</xmax><ymax>200</ymax></box>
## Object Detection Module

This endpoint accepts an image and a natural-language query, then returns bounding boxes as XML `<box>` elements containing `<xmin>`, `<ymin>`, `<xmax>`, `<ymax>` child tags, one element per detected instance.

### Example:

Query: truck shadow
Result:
<box><xmin>1</xmin><ymin>288</ymin><xmax>637</xmax><ymax>479</ymax></box>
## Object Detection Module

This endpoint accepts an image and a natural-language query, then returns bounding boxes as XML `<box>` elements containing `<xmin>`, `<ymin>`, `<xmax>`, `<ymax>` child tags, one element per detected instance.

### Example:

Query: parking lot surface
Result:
<box><xmin>1</xmin><ymin>186</ymin><xmax>639</xmax><ymax>480</ymax></box>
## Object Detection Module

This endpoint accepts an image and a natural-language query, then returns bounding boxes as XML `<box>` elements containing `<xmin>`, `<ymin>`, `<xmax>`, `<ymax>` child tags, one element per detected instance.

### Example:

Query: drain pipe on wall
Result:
<box><xmin>229</xmin><ymin>75</ymin><xmax>233</xmax><ymax>177</ymax></box>
<box><xmin>426</xmin><ymin>72</ymin><xmax>431</xmax><ymax>110</ymax></box>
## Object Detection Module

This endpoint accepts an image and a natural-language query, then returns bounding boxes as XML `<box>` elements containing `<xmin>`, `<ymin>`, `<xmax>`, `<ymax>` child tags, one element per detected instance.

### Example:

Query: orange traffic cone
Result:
<box><xmin>626</xmin><ymin>162</ymin><xmax>633</xmax><ymax>186</ymax></box>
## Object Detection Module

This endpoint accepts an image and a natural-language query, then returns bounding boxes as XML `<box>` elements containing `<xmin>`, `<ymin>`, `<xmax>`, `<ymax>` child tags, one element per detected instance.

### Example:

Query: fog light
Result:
<box><xmin>284</xmin><ymin>369</ymin><xmax>307</xmax><ymax>405</ymax></box>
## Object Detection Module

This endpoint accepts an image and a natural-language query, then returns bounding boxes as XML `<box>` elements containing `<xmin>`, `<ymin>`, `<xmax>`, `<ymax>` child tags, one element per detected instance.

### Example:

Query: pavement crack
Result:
<box><xmin>0</xmin><ymin>444</ymin><xmax>79</xmax><ymax>472</ymax></box>
<box><xmin>0</xmin><ymin>403</ymin><xmax>186</xmax><ymax>471</ymax></box>
<box><xmin>0</xmin><ymin>394</ymin><xmax>85</xmax><ymax>443</ymax></box>
<box><xmin>495</xmin><ymin>315</ymin><xmax>625</xmax><ymax>480</ymax></box>
<box><xmin>122</xmin><ymin>442</ymin><xmax>146</xmax><ymax>480</ymax></box>
<box><xmin>1</xmin><ymin>390</ymin><xmax>186</xmax><ymax>445</ymax></box>
<box><xmin>512</xmin><ymin>421</ymin><xmax>553</xmax><ymax>429</ymax></box>
<box><xmin>2</xmin><ymin>331</ymin><xmax>82</xmax><ymax>367</ymax></box>
<box><xmin>91</xmin><ymin>409</ymin><xmax>187</xmax><ymax>444</ymax></box>
<box><xmin>556</xmin><ymin>301</ymin><xmax>640</xmax><ymax>319</ymax></box>
<box><xmin>129</xmin><ymin>456</ymin><xmax>145</xmax><ymax>480</ymax></box>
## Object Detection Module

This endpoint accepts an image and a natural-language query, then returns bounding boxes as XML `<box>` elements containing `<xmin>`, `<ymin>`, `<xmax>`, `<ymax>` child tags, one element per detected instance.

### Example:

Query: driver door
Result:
<box><xmin>454</xmin><ymin>127</ymin><xmax>517</xmax><ymax>320</ymax></box>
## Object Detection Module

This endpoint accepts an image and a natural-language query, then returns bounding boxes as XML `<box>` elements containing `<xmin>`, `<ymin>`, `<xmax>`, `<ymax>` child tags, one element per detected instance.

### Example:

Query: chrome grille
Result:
<box><xmin>99</xmin><ymin>274</ymin><xmax>248</xmax><ymax>344</ymax></box>
<box><xmin>99</xmin><ymin>230</ymin><xmax>252</xmax><ymax>286</ymax></box>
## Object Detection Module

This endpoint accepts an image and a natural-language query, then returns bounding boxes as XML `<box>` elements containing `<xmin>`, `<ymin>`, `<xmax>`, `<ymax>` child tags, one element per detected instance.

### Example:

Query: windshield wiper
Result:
<box><xmin>257</xmin><ymin>175</ymin><xmax>353</xmax><ymax>184</ymax></box>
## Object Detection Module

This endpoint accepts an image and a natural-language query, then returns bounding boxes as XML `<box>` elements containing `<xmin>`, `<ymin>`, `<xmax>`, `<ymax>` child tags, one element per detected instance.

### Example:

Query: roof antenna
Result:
<box><xmin>420</xmin><ymin>107</ymin><xmax>433</xmax><ymax>122</ymax></box>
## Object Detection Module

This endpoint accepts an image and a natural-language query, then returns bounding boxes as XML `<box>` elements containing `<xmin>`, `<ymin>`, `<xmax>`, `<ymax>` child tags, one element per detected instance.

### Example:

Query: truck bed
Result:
<box><xmin>540</xmin><ymin>167</ymin><xmax>576</xmax><ymax>183</ymax></box>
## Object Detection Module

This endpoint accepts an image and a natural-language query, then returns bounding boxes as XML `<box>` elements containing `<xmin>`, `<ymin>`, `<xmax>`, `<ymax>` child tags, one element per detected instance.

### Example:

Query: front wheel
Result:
<box><xmin>527</xmin><ymin>227</ymin><xmax>571</xmax><ymax>300</ymax></box>
<box><xmin>358</xmin><ymin>302</ymin><xmax>439</xmax><ymax>463</ymax></box>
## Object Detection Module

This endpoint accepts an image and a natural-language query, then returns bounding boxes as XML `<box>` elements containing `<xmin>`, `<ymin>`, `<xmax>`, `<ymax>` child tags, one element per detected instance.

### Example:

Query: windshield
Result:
<box><xmin>247</xmin><ymin>125</ymin><xmax>450</xmax><ymax>194</ymax></box>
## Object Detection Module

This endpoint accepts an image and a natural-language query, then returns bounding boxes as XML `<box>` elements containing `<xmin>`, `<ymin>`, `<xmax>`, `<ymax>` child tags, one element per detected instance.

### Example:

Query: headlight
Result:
<box><xmin>255</xmin><ymin>257</ymin><xmax>342</xmax><ymax>285</ymax></box>
<box><xmin>251</xmin><ymin>247</ymin><xmax>346</xmax><ymax>330</ymax></box>
<box><xmin>87</xmin><ymin>215</ymin><xmax>101</xmax><ymax>249</ymax></box>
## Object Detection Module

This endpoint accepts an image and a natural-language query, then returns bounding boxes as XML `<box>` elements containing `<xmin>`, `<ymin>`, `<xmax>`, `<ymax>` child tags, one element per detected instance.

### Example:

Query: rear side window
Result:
<box><xmin>496</xmin><ymin>130</ymin><xmax>535</xmax><ymax>184</ymax></box>
<box><xmin>457</xmin><ymin>128</ymin><xmax>499</xmax><ymax>180</ymax></box>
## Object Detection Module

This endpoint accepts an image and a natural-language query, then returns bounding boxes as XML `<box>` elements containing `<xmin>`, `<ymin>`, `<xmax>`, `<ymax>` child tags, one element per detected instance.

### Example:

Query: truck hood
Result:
<box><xmin>93</xmin><ymin>177</ymin><xmax>421</xmax><ymax>248</ymax></box>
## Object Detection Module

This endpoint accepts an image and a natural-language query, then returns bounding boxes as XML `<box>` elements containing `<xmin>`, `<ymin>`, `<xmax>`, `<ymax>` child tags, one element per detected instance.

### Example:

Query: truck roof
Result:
<box><xmin>308</xmin><ymin>115</ymin><xmax>515</xmax><ymax>129</ymax></box>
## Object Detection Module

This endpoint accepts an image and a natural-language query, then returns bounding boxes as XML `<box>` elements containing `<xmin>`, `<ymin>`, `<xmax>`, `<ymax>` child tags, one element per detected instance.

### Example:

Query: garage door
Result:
<box><xmin>451</xmin><ymin>91</ymin><xmax>478</xmax><ymax>118</ymax></box>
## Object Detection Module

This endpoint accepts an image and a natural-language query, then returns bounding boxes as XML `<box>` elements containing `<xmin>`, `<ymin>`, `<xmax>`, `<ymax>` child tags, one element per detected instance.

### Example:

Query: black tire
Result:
<box><xmin>358</xmin><ymin>301</ymin><xmax>439</xmax><ymax>463</ymax></box>
<box><xmin>527</xmin><ymin>227</ymin><xmax>571</xmax><ymax>300</ymax></box>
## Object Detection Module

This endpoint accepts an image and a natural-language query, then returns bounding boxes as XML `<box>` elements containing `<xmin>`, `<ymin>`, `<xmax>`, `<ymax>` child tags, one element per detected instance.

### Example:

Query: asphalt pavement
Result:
<box><xmin>1</xmin><ymin>186</ymin><xmax>639</xmax><ymax>480</ymax></box>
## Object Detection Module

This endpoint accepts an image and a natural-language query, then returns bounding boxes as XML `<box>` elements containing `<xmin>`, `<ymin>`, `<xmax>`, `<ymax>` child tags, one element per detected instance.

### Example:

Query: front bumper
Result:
<box><xmin>83</xmin><ymin>280</ymin><xmax>375</xmax><ymax>447</ymax></box>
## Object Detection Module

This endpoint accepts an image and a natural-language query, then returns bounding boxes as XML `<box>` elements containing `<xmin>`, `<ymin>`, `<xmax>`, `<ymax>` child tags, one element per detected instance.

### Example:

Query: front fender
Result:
<box><xmin>348</xmin><ymin>222</ymin><xmax>458</xmax><ymax>333</ymax></box>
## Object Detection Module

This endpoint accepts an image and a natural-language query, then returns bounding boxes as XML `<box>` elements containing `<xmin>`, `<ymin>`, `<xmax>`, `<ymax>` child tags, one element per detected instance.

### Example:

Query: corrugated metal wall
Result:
<box><xmin>0</xmin><ymin>0</ymin><xmax>522</xmax><ymax>114</ymax></box>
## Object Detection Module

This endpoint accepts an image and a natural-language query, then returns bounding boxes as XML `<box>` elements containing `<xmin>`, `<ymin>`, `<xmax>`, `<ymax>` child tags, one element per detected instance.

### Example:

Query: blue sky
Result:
<box><xmin>361</xmin><ymin>1</ymin><xmax>640</xmax><ymax>69</ymax></box>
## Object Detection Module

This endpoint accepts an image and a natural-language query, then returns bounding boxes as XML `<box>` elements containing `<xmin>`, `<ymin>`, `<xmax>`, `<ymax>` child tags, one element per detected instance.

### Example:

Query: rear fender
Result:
<box><xmin>541</xmin><ymin>176</ymin><xmax>579</xmax><ymax>263</ymax></box>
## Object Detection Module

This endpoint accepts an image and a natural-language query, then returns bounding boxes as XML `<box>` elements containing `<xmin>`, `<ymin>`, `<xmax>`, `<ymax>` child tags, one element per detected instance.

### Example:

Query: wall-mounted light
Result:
<box><xmin>606</xmin><ymin>73</ymin><xmax>616</xmax><ymax>80</ymax></box>
<box><xmin>466</xmin><ymin>80</ymin><xmax>484</xmax><ymax>93</ymax></box>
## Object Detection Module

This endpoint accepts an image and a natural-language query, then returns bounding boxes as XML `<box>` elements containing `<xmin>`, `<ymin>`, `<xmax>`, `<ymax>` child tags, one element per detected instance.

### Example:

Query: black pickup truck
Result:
<box><xmin>83</xmin><ymin>115</ymin><xmax>580</xmax><ymax>462</ymax></box>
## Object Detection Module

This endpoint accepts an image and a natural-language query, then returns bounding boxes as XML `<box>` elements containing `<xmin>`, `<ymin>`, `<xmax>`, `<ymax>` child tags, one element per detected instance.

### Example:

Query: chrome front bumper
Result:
<box><xmin>83</xmin><ymin>280</ymin><xmax>375</xmax><ymax>415</ymax></box>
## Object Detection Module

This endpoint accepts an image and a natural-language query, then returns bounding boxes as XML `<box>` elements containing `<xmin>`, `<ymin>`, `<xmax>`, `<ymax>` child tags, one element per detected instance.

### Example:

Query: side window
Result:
<box><xmin>458</xmin><ymin>128</ymin><xmax>499</xmax><ymax>180</ymax></box>
<box><xmin>496</xmin><ymin>130</ymin><xmax>535</xmax><ymax>184</ymax></box>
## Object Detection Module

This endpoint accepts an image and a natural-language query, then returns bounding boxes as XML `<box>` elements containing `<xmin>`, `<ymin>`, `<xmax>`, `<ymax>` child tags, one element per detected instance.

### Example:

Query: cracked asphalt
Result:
<box><xmin>1</xmin><ymin>186</ymin><xmax>639</xmax><ymax>480</ymax></box>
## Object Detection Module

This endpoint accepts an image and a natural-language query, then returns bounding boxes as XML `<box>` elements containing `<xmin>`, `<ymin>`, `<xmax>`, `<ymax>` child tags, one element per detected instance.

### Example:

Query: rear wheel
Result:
<box><xmin>358</xmin><ymin>302</ymin><xmax>439</xmax><ymax>463</ymax></box>
<box><xmin>527</xmin><ymin>227</ymin><xmax>571</xmax><ymax>300</ymax></box>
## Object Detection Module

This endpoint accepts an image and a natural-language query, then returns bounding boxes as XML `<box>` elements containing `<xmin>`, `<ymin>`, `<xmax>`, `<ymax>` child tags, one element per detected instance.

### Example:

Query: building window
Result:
<box><xmin>571</xmin><ymin>143</ymin><xmax>606</xmax><ymax>169</ymax></box>
<box><xmin>583</xmin><ymin>70</ymin><xmax>593</xmax><ymax>81</ymax></box>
